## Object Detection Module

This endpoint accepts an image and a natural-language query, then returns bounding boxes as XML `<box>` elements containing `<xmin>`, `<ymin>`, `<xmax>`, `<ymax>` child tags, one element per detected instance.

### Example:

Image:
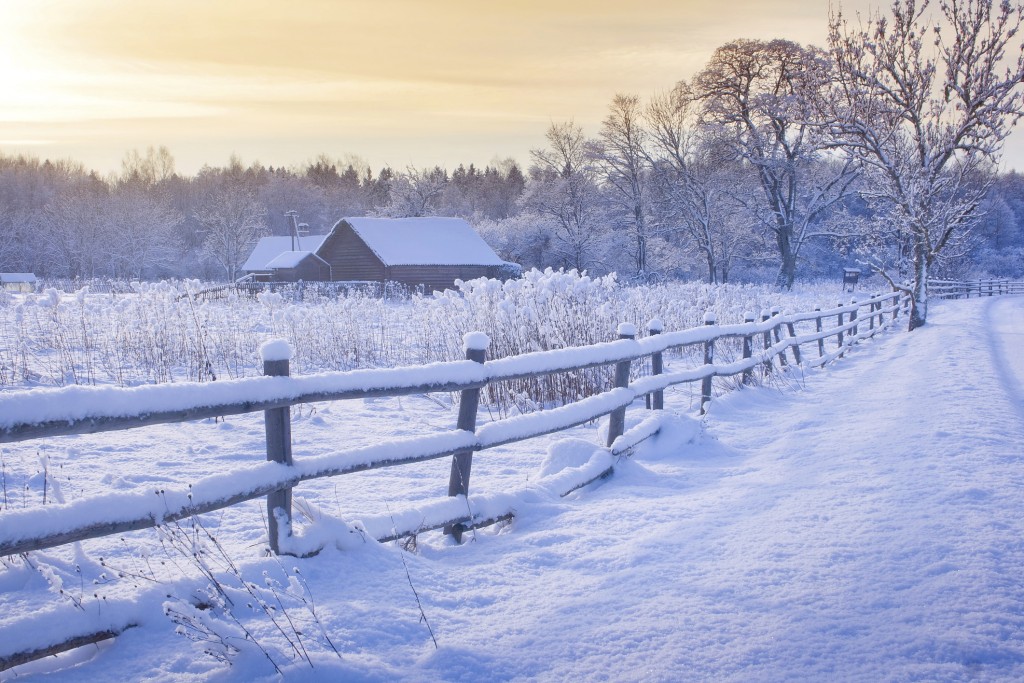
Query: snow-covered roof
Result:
<box><xmin>340</xmin><ymin>217</ymin><xmax>504</xmax><ymax>267</ymax></box>
<box><xmin>264</xmin><ymin>251</ymin><xmax>319</xmax><ymax>269</ymax></box>
<box><xmin>242</xmin><ymin>235</ymin><xmax>328</xmax><ymax>272</ymax></box>
<box><xmin>0</xmin><ymin>273</ymin><xmax>36</xmax><ymax>283</ymax></box>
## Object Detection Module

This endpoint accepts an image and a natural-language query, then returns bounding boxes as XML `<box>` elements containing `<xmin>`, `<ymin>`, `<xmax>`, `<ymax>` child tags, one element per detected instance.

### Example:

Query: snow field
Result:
<box><xmin>4</xmin><ymin>289</ymin><xmax>1021</xmax><ymax>680</ymax></box>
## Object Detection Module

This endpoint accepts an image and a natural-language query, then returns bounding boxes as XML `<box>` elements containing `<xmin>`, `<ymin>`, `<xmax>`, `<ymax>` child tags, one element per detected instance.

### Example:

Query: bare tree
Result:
<box><xmin>195</xmin><ymin>185</ymin><xmax>268</xmax><ymax>281</ymax></box>
<box><xmin>105</xmin><ymin>184</ymin><xmax>183</xmax><ymax>279</ymax></box>
<box><xmin>829</xmin><ymin>0</ymin><xmax>1024</xmax><ymax>329</ymax></box>
<box><xmin>41</xmin><ymin>182</ymin><xmax>108</xmax><ymax>278</ymax></box>
<box><xmin>595</xmin><ymin>94</ymin><xmax>654</xmax><ymax>276</ymax></box>
<box><xmin>524</xmin><ymin>121</ymin><xmax>610</xmax><ymax>271</ymax></box>
<box><xmin>379</xmin><ymin>166</ymin><xmax>449</xmax><ymax>217</ymax></box>
<box><xmin>693</xmin><ymin>39</ymin><xmax>860</xmax><ymax>289</ymax></box>
<box><xmin>121</xmin><ymin>146</ymin><xmax>177</xmax><ymax>186</ymax></box>
<box><xmin>646</xmin><ymin>84</ymin><xmax>758</xmax><ymax>283</ymax></box>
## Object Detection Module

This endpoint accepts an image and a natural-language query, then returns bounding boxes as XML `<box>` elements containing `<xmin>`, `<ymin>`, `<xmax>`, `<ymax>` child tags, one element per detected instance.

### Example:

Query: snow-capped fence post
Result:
<box><xmin>815</xmin><ymin>306</ymin><xmax>825</xmax><ymax>358</ymax></box>
<box><xmin>771</xmin><ymin>308</ymin><xmax>787</xmax><ymax>368</ymax></box>
<box><xmin>836</xmin><ymin>303</ymin><xmax>845</xmax><ymax>353</ymax></box>
<box><xmin>606</xmin><ymin>323</ymin><xmax>636</xmax><ymax>447</ymax></box>
<box><xmin>648</xmin><ymin>319</ymin><xmax>664</xmax><ymax>410</ymax></box>
<box><xmin>700</xmin><ymin>313</ymin><xmax>716</xmax><ymax>415</ymax></box>
<box><xmin>261</xmin><ymin>340</ymin><xmax>294</xmax><ymax>555</ymax></box>
<box><xmin>761</xmin><ymin>310</ymin><xmax>773</xmax><ymax>377</ymax></box>
<box><xmin>446</xmin><ymin>332</ymin><xmax>488</xmax><ymax>543</ymax></box>
<box><xmin>850</xmin><ymin>300</ymin><xmax>859</xmax><ymax>338</ymax></box>
<box><xmin>785</xmin><ymin>317</ymin><xmax>801</xmax><ymax>365</ymax></box>
<box><xmin>742</xmin><ymin>312</ymin><xmax>755</xmax><ymax>385</ymax></box>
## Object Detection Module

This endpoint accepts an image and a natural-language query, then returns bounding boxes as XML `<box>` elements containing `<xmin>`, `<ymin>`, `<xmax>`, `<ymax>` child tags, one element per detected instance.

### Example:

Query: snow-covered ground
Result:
<box><xmin>3</xmin><ymin>295</ymin><xmax>1024</xmax><ymax>682</ymax></box>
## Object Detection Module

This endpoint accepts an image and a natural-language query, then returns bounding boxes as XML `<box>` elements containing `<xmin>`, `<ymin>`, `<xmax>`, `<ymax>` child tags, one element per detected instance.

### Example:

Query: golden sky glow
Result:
<box><xmin>3</xmin><ymin>0</ymin><xmax>1022</xmax><ymax>174</ymax></box>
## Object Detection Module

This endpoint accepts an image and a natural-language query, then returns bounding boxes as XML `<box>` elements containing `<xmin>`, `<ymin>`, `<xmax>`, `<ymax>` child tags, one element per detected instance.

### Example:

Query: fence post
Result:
<box><xmin>815</xmin><ymin>306</ymin><xmax>825</xmax><ymax>358</ymax></box>
<box><xmin>761</xmin><ymin>310</ymin><xmax>773</xmax><ymax>377</ymax></box>
<box><xmin>868</xmin><ymin>297</ymin><xmax>877</xmax><ymax>331</ymax></box>
<box><xmin>700</xmin><ymin>313</ymin><xmax>716</xmax><ymax>415</ymax></box>
<box><xmin>836</xmin><ymin>303</ymin><xmax>845</xmax><ymax>352</ymax></box>
<box><xmin>607</xmin><ymin>323</ymin><xmax>636</xmax><ymax>447</ymax></box>
<box><xmin>850</xmin><ymin>299</ymin><xmax>859</xmax><ymax>339</ymax></box>
<box><xmin>785</xmin><ymin>316</ymin><xmax>801</xmax><ymax>365</ymax></box>
<box><xmin>649</xmin><ymin>319</ymin><xmax>664</xmax><ymax>410</ymax></box>
<box><xmin>742</xmin><ymin>312</ymin><xmax>755</xmax><ymax>385</ymax></box>
<box><xmin>446</xmin><ymin>333</ymin><xmax>488</xmax><ymax>543</ymax></box>
<box><xmin>262</xmin><ymin>341</ymin><xmax>293</xmax><ymax>555</ymax></box>
<box><xmin>771</xmin><ymin>307</ymin><xmax>787</xmax><ymax>368</ymax></box>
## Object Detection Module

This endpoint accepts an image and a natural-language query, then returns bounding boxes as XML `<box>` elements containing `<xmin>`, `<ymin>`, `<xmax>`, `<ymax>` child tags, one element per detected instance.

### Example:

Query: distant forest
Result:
<box><xmin>3</xmin><ymin>6</ymin><xmax>1024</xmax><ymax>289</ymax></box>
<box><xmin>2</xmin><ymin>144</ymin><xmax>1021</xmax><ymax>286</ymax></box>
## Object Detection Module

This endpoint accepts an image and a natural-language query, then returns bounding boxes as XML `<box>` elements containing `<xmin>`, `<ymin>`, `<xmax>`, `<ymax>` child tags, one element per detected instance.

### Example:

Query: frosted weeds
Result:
<box><xmin>0</xmin><ymin>271</ymin><xmax>865</xmax><ymax>395</ymax></box>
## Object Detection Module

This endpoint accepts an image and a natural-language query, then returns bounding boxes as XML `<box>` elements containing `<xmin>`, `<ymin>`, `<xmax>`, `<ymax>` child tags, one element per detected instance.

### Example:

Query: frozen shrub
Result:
<box><xmin>0</xmin><ymin>274</ymin><xmax>863</xmax><ymax>408</ymax></box>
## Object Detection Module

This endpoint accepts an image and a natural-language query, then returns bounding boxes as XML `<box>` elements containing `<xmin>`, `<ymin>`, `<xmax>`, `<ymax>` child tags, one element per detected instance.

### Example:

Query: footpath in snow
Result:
<box><xmin>8</xmin><ymin>295</ymin><xmax>1024</xmax><ymax>682</ymax></box>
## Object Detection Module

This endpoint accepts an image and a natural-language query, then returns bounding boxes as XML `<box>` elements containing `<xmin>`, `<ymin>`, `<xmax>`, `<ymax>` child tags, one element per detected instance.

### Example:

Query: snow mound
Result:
<box><xmin>463</xmin><ymin>331</ymin><xmax>491</xmax><ymax>352</ymax></box>
<box><xmin>538</xmin><ymin>438</ymin><xmax>604</xmax><ymax>478</ymax></box>
<box><xmin>259</xmin><ymin>338</ymin><xmax>293</xmax><ymax>362</ymax></box>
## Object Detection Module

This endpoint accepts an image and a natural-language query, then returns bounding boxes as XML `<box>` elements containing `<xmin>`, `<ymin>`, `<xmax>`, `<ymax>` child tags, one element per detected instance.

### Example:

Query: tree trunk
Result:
<box><xmin>908</xmin><ymin>237</ymin><xmax>928</xmax><ymax>331</ymax></box>
<box><xmin>774</xmin><ymin>227</ymin><xmax>796</xmax><ymax>290</ymax></box>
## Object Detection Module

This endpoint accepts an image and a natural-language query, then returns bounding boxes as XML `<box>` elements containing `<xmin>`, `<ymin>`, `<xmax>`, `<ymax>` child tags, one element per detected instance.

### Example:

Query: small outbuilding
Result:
<box><xmin>241</xmin><ymin>235</ymin><xmax>330</xmax><ymax>282</ymax></box>
<box><xmin>262</xmin><ymin>251</ymin><xmax>332</xmax><ymax>283</ymax></box>
<box><xmin>0</xmin><ymin>273</ymin><xmax>36</xmax><ymax>293</ymax></box>
<box><xmin>243</xmin><ymin>217</ymin><xmax>515</xmax><ymax>291</ymax></box>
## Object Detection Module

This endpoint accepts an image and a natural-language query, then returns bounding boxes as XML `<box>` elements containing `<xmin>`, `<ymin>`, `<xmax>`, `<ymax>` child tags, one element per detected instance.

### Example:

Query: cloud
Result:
<box><xmin>0</xmin><ymin>0</ymin><xmax>891</xmax><ymax>172</ymax></box>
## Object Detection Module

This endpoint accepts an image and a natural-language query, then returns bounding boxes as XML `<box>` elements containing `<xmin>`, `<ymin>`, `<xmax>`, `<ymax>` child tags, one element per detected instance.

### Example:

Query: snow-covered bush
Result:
<box><xmin>0</xmin><ymin>273</ymin><xmax>867</xmax><ymax>407</ymax></box>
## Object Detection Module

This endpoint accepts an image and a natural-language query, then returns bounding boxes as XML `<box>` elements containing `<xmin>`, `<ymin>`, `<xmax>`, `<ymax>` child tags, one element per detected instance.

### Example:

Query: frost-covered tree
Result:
<box><xmin>41</xmin><ymin>181</ymin><xmax>108</xmax><ymax>278</ymax></box>
<box><xmin>693</xmin><ymin>39</ymin><xmax>859</xmax><ymax>289</ymax></box>
<box><xmin>105</xmin><ymin>184</ymin><xmax>183</xmax><ymax>279</ymax></box>
<box><xmin>195</xmin><ymin>185</ymin><xmax>268</xmax><ymax>281</ymax></box>
<box><xmin>829</xmin><ymin>0</ymin><xmax>1024</xmax><ymax>329</ymax></box>
<box><xmin>645</xmin><ymin>84</ymin><xmax>758</xmax><ymax>283</ymax></box>
<box><xmin>378</xmin><ymin>166</ymin><xmax>449</xmax><ymax>218</ymax></box>
<box><xmin>121</xmin><ymin>146</ymin><xmax>176</xmax><ymax>186</ymax></box>
<box><xmin>594</xmin><ymin>94</ymin><xmax>654</xmax><ymax>276</ymax></box>
<box><xmin>524</xmin><ymin>121</ymin><xmax>610</xmax><ymax>271</ymax></box>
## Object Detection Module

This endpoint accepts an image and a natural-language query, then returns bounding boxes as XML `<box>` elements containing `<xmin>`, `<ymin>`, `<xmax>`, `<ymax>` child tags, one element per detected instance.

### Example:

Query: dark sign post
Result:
<box><xmin>843</xmin><ymin>268</ymin><xmax>861</xmax><ymax>293</ymax></box>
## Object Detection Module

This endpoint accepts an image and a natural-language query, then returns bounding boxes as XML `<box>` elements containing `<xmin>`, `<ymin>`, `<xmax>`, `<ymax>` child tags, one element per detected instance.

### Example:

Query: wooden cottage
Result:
<box><xmin>241</xmin><ymin>235</ymin><xmax>329</xmax><ymax>282</ymax></box>
<box><xmin>0</xmin><ymin>273</ymin><xmax>36</xmax><ymax>293</ymax></box>
<box><xmin>243</xmin><ymin>217</ymin><xmax>513</xmax><ymax>291</ymax></box>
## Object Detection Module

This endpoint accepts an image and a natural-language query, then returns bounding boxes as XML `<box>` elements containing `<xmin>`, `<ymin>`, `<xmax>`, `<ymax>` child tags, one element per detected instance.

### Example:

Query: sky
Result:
<box><xmin>2</xmin><ymin>0</ymin><xmax>1023</xmax><ymax>176</ymax></box>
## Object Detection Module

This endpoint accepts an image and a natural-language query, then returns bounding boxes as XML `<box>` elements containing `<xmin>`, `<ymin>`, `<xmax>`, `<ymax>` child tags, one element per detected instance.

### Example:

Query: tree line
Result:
<box><xmin>1</xmin><ymin>0</ymin><xmax>1022</xmax><ymax>328</ymax></box>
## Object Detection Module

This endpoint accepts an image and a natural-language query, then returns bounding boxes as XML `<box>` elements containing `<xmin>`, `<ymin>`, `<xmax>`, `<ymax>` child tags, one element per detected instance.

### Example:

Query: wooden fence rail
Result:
<box><xmin>0</xmin><ymin>287</ymin><xmax>956</xmax><ymax>672</ymax></box>
<box><xmin>928</xmin><ymin>278</ymin><xmax>1024</xmax><ymax>299</ymax></box>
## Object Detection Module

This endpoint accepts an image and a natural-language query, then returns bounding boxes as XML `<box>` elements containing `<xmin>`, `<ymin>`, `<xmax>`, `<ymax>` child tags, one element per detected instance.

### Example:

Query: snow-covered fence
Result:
<box><xmin>928</xmin><ymin>278</ymin><xmax>1024</xmax><ymax>299</ymax></box>
<box><xmin>0</xmin><ymin>291</ymin><xmax>907</xmax><ymax>553</ymax></box>
<box><xmin>0</xmin><ymin>291</ymin><xmax>914</xmax><ymax>671</ymax></box>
